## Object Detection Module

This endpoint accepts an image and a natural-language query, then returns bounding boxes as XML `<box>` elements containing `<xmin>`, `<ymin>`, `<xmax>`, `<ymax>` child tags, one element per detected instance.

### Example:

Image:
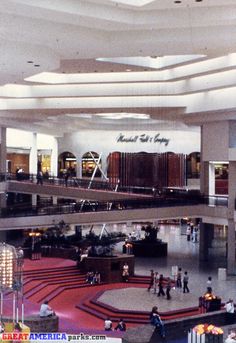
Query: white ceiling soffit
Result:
<box><xmin>107</xmin><ymin>0</ymin><xmax>155</xmax><ymax>7</ymax></box>
<box><xmin>0</xmin><ymin>0</ymin><xmax>236</xmax><ymax>135</ymax></box>
<box><xmin>96</xmin><ymin>56</ymin><xmax>206</xmax><ymax>69</ymax></box>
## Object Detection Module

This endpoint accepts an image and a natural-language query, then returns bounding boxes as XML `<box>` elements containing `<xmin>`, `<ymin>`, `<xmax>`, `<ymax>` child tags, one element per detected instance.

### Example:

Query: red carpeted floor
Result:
<box><xmin>18</xmin><ymin>258</ymin><xmax>204</xmax><ymax>335</ymax></box>
<box><xmin>24</xmin><ymin>257</ymin><xmax>75</xmax><ymax>271</ymax></box>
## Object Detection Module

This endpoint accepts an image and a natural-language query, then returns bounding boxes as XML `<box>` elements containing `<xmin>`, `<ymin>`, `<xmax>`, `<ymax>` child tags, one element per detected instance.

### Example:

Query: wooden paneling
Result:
<box><xmin>107</xmin><ymin>152</ymin><xmax>187</xmax><ymax>188</ymax></box>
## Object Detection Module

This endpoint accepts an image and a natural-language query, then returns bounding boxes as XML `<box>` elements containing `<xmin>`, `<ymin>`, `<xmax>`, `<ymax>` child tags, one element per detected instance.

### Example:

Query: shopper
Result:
<box><xmin>115</xmin><ymin>319</ymin><xmax>126</xmax><ymax>331</ymax></box>
<box><xmin>206</xmin><ymin>276</ymin><xmax>212</xmax><ymax>292</ymax></box>
<box><xmin>176</xmin><ymin>267</ymin><xmax>182</xmax><ymax>288</ymax></box>
<box><xmin>153</xmin><ymin>272</ymin><xmax>159</xmax><ymax>294</ymax></box>
<box><xmin>39</xmin><ymin>300</ymin><xmax>55</xmax><ymax>317</ymax></box>
<box><xmin>166</xmin><ymin>277</ymin><xmax>172</xmax><ymax>300</ymax></box>
<box><xmin>157</xmin><ymin>274</ymin><xmax>165</xmax><ymax>297</ymax></box>
<box><xmin>147</xmin><ymin>269</ymin><xmax>155</xmax><ymax>292</ymax></box>
<box><xmin>183</xmin><ymin>271</ymin><xmax>190</xmax><ymax>293</ymax></box>
<box><xmin>122</xmin><ymin>262</ymin><xmax>129</xmax><ymax>282</ymax></box>
<box><xmin>104</xmin><ymin>318</ymin><xmax>112</xmax><ymax>331</ymax></box>
<box><xmin>150</xmin><ymin>306</ymin><xmax>165</xmax><ymax>338</ymax></box>
<box><xmin>186</xmin><ymin>225</ymin><xmax>191</xmax><ymax>241</ymax></box>
<box><xmin>224</xmin><ymin>299</ymin><xmax>235</xmax><ymax>324</ymax></box>
<box><xmin>36</xmin><ymin>170</ymin><xmax>43</xmax><ymax>185</ymax></box>
<box><xmin>0</xmin><ymin>321</ymin><xmax>5</xmax><ymax>333</ymax></box>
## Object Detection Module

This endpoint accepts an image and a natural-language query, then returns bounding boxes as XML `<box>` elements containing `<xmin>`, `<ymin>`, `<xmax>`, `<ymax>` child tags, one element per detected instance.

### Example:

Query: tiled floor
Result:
<box><xmin>104</xmin><ymin>223</ymin><xmax>236</xmax><ymax>312</ymax></box>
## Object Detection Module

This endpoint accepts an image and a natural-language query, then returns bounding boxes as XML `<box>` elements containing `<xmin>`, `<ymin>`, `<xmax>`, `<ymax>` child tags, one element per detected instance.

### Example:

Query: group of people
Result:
<box><xmin>186</xmin><ymin>222</ymin><xmax>199</xmax><ymax>243</ymax></box>
<box><xmin>176</xmin><ymin>268</ymin><xmax>190</xmax><ymax>293</ymax></box>
<box><xmin>147</xmin><ymin>270</ymin><xmax>172</xmax><ymax>300</ymax></box>
<box><xmin>104</xmin><ymin>318</ymin><xmax>126</xmax><ymax>331</ymax></box>
<box><xmin>86</xmin><ymin>270</ymin><xmax>101</xmax><ymax>285</ymax></box>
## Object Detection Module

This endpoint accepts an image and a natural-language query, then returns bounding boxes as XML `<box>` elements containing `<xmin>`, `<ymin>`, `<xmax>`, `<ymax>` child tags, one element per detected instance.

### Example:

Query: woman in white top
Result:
<box><xmin>224</xmin><ymin>299</ymin><xmax>235</xmax><ymax>324</ymax></box>
<box><xmin>39</xmin><ymin>300</ymin><xmax>55</xmax><ymax>317</ymax></box>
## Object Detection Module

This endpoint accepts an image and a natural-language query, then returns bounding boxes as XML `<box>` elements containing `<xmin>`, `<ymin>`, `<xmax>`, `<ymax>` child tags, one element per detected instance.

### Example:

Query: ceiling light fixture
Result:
<box><xmin>27</xmin><ymin>61</ymin><xmax>33</xmax><ymax>64</ymax></box>
<box><xmin>34</xmin><ymin>64</ymin><xmax>40</xmax><ymax>67</ymax></box>
<box><xmin>174</xmin><ymin>0</ymin><xmax>181</xmax><ymax>3</ymax></box>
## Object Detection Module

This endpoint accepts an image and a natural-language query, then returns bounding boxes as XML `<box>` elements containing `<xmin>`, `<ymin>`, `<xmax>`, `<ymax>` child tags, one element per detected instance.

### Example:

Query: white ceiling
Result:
<box><xmin>1</xmin><ymin>0</ymin><xmax>236</xmax><ymax>135</ymax></box>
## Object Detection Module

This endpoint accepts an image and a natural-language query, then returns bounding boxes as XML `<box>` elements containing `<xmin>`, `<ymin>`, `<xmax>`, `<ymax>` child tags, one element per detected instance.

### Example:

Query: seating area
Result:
<box><xmin>8</xmin><ymin>257</ymin><xmax>226</xmax><ymax>337</ymax></box>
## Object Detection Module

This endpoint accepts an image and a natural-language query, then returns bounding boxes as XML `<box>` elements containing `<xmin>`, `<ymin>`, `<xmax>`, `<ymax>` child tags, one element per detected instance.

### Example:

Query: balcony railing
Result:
<box><xmin>0</xmin><ymin>194</ymin><xmax>228</xmax><ymax>219</ymax></box>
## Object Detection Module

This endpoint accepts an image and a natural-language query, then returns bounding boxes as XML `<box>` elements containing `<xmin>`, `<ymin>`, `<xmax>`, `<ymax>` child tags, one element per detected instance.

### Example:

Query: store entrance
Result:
<box><xmin>58</xmin><ymin>151</ymin><xmax>77</xmax><ymax>177</ymax></box>
<box><xmin>82</xmin><ymin>151</ymin><xmax>101</xmax><ymax>178</ymax></box>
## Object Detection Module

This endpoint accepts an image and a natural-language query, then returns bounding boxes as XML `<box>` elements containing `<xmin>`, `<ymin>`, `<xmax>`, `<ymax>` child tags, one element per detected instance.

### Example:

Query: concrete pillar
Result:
<box><xmin>0</xmin><ymin>230</ymin><xmax>7</xmax><ymax>242</ymax></box>
<box><xmin>29</xmin><ymin>132</ymin><xmax>37</xmax><ymax>175</ymax></box>
<box><xmin>227</xmin><ymin>161</ymin><xmax>236</xmax><ymax>274</ymax></box>
<box><xmin>0</xmin><ymin>127</ymin><xmax>6</xmax><ymax>173</ymax></box>
<box><xmin>101</xmin><ymin>153</ymin><xmax>108</xmax><ymax>179</ymax></box>
<box><xmin>227</xmin><ymin>219</ymin><xmax>235</xmax><ymax>274</ymax></box>
<box><xmin>200</xmin><ymin>161</ymin><xmax>209</xmax><ymax>194</ymax></box>
<box><xmin>208</xmin><ymin>163</ymin><xmax>215</xmax><ymax>195</ymax></box>
<box><xmin>77</xmin><ymin>155</ymin><xmax>82</xmax><ymax>178</ymax></box>
<box><xmin>0</xmin><ymin>127</ymin><xmax>7</xmax><ymax>208</ymax></box>
<box><xmin>29</xmin><ymin>133</ymin><xmax>38</xmax><ymax>207</ymax></box>
<box><xmin>52</xmin><ymin>196</ymin><xmax>57</xmax><ymax>205</ymax></box>
<box><xmin>32</xmin><ymin>194</ymin><xmax>37</xmax><ymax>207</ymax></box>
<box><xmin>199</xmin><ymin>222</ymin><xmax>214</xmax><ymax>261</ymax></box>
<box><xmin>51</xmin><ymin>138</ymin><xmax>58</xmax><ymax>177</ymax></box>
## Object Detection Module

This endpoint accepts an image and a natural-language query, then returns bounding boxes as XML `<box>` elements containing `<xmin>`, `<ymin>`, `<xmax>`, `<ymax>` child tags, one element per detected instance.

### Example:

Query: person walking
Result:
<box><xmin>176</xmin><ymin>267</ymin><xmax>182</xmax><ymax>289</ymax></box>
<box><xmin>147</xmin><ymin>269</ymin><xmax>155</xmax><ymax>292</ymax></box>
<box><xmin>150</xmin><ymin>306</ymin><xmax>165</xmax><ymax>338</ymax></box>
<box><xmin>183</xmin><ymin>271</ymin><xmax>190</xmax><ymax>293</ymax></box>
<box><xmin>64</xmin><ymin>170</ymin><xmax>70</xmax><ymax>187</ymax></box>
<box><xmin>166</xmin><ymin>277</ymin><xmax>172</xmax><ymax>300</ymax></box>
<box><xmin>36</xmin><ymin>170</ymin><xmax>43</xmax><ymax>185</ymax></box>
<box><xmin>206</xmin><ymin>276</ymin><xmax>212</xmax><ymax>292</ymax></box>
<box><xmin>157</xmin><ymin>274</ymin><xmax>165</xmax><ymax>297</ymax></box>
<box><xmin>186</xmin><ymin>225</ymin><xmax>191</xmax><ymax>241</ymax></box>
<box><xmin>153</xmin><ymin>272</ymin><xmax>159</xmax><ymax>294</ymax></box>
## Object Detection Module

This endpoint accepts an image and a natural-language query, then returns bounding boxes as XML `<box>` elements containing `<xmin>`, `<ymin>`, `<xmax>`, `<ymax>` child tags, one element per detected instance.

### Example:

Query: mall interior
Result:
<box><xmin>0</xmin><ymin>0</ymin><xmax>236</xmax><ymax>342</ymax></box>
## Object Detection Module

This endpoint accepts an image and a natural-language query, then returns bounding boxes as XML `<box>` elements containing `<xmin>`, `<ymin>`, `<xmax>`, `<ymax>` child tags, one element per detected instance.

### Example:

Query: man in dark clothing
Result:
<box><xmin>183</xmin><ymin>271</ymin><xmax>190</xmax><ymax>293</ymax></box>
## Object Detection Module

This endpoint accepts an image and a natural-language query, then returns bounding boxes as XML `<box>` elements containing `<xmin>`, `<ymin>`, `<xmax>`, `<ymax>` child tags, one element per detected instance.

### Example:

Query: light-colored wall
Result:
<box><xmin>202</xmin><ymin>121</ymin><xmax>229</xmax><ymax>161</ymax></box>
<box><xmin>6</xmin><ymin>129</ymin><xmax>58</xmax><ymax>175</ymax></box>
<box><xmin>58</xmin><ymin>129</ymin><xmax>201</xmax><ymax>159</ymax></box>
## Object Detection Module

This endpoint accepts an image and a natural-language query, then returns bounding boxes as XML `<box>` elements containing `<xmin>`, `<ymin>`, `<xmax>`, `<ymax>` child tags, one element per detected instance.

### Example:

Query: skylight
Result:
<box><xmin>108</xmin><ymin>0</ymin><xmax>155</xmax><ymax>7</ymax></box>
<box><xmin>96</xmin><ymin>113</ymin><xmax>150</xmax><ymax>120</ymax></box>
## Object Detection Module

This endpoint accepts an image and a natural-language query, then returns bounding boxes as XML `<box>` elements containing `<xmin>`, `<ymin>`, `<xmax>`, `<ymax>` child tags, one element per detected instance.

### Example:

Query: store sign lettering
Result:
<box><xmin>117</xmin><ymin>133</ymin><xmax>170</xmax><ymax>146</ymax></box>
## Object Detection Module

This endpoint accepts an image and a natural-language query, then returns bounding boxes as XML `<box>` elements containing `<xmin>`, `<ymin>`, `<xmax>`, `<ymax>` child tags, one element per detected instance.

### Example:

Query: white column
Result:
<box><xmin>208</xmin><ymin>162</ymin><xmax>215</xmax><ymax>195</ymax></box>
<box><xmin>101</xmin><ymin>153</ymin><xmax>108</xmax><ymax>180</ymax></box>
<box><xmin>227</xmin><ymin>161</ymin><xmax>236</xmax><ymax>274</ymax></box>
<box><xmin>52</xmin><ymin>196</ymin><xmax>57</xmax><ymax>205</ymax></box>
<box><xmin>29</xmin><ymin>132</ymin><xmax>37</xmax><ymax>175</ymax></box>
<box><xmin>51</xmin><ymin>138</ymin><xmax>58</xmax><ymax>177</ymax></box>
<box><xmin>32</xmin><ymin>194</ymin><xmax>37</xmax><ymax>207</ymax></box>
<box><xmin>77</xmin><ymin>154</ymin><xmax>82</xmax><ymax>178</ymax></box>
<box><xmin>0</xmin><ymin>127</ymin><xmax>6</xmax><ymax>173</ymax></box>
<box><xmin>0</xmin><ymin>128</ymin><xmax>7</xmax><ymax>208</ymax></box>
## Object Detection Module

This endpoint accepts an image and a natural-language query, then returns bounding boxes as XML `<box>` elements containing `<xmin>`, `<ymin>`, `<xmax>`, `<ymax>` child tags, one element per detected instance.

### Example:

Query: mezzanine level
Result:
<box><xmin>0</xmin><ymin>195</ymin><xmax>228</xmax><ymax>230</ymax></box>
